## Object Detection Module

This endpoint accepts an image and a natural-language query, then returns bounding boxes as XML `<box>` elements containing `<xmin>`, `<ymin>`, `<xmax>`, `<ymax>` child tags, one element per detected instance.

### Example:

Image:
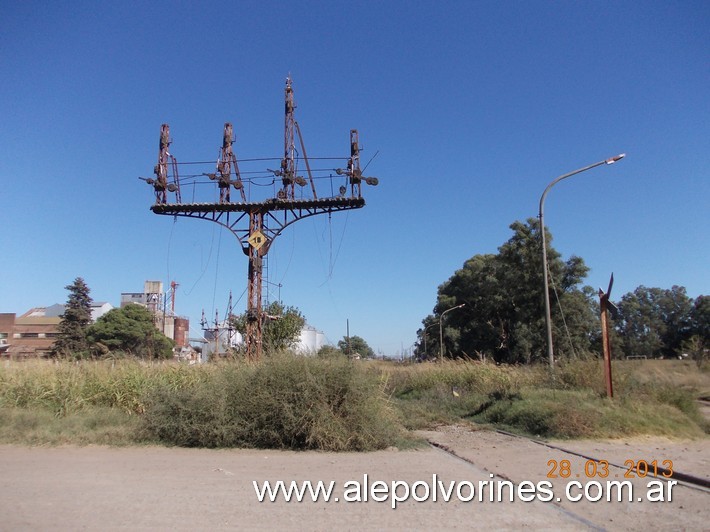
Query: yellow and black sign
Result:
<box><xmin>248</xmin><ymin>230</ymin><xmax>267</xmax><ymax>250</ymax></box>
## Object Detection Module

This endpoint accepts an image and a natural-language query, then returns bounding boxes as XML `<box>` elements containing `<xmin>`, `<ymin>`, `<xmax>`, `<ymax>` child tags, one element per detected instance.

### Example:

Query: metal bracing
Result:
<box><xmin>151</xmin><ymin>197</ymin><xmax>365</xmax><ymax>247</ymax></box>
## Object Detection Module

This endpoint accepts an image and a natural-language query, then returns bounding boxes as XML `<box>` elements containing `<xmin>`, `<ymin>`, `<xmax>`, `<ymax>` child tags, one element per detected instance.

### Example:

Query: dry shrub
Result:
<box><xmin>141</xmin><ymin>354</ymin><xmax>402</xmax><ymax>451</ymax></box>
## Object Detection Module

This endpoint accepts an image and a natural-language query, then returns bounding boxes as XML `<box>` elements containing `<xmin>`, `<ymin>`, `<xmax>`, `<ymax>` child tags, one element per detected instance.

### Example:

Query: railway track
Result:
<box><xmin>427</xmin><ymin>428</ymin><xmax>710</xmax><ymax>492</ymax></box>
<box><xmin>426</xmin><ymin>427</ymin><xmax>710</xmax><ymax>531</ymax></box>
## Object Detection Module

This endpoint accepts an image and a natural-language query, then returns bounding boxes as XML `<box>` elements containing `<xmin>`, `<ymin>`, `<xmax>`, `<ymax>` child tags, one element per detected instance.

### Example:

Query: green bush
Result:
<box><xmin>141</xmin><ymin>354</ymin><xmax>402</xmax><ymax>450</ymax></box>
<box><xmin>475</xmin><ymin>389</ymin><xmax>600</xmax><ymax>438</ymax></box>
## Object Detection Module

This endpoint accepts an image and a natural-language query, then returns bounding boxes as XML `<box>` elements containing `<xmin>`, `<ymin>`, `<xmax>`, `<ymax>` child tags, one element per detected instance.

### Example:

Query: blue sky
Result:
<box><xmin>2</xmin><ymin>1</ymin><xmax>708</xmax><ymax>357</ymax></box>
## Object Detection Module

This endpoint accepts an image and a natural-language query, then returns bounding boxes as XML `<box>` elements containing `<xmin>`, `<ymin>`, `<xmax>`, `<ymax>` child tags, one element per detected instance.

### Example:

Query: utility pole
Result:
<box><xmin>346</xmin><ymin>319</ymin><xmax>351</xmax><ymax>357</ymax></box>
<box><xmin>143</xmin><ymin>77</ymin><xmax>378</xmax><ymax>361</ymax></box>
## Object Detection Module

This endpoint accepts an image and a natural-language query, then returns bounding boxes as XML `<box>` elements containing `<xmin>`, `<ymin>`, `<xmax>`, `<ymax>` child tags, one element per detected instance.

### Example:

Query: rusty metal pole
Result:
<box><xmin>280</xmin><ymin>77</ymin><xmax>296</xmax><ymax>200</ymax></box>
<box><xmin>349</xmin><ymin>130</ymin><xmax>362</xmax><ymax>198</ymax></box>
<box><xmin>153</xmin><ymin>124</ymin><xmax>170</xmax><ymax>204</ymax></box>
<box><xmin>245</xmin><ymin>210</ymin><xmax>266</xmax><ymax>361</ymax></box>
<box><xmin>598</xmin><ymin>274</ymin><xmax>615</xmax><ymax>398</ymax></box>
<box><xmin>599</xmin><ymin>292</ymin><xmax>614</xmax><ymax>398</ymax></box>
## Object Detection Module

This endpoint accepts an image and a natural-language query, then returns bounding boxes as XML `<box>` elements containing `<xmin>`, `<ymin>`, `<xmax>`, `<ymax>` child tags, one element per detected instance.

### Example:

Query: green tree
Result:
<box><xmin>230</xmin><ymin>301</ymin><xmax>305</xmax><ymax>353</ymax></box>
<box><xmin>338</xmin><ymin>335</ymin><xmax>375</xmax><ymax>358</ymax></box>
<box><xmin>416</xmin><ymin>219</ymin><xmax>595</xmax><ymax>364</ymax></box>
<box><xmin>87</xmin><ymin>304</ymin><xmax>174</xmax><ymax>359</ymax></box>
<box><xmin>616</xmin><ymin>286</ymin><xmax>694</xmax><ymax>359</ymax></box>
<box><xmin>689</xmin><ymin>295</ymin><xmax>710</xmax><ymax>343</ymax></box>
<box><xmin>52</xmin><ymin>277</ymin><xmax>93</xmax><ymax>358</ymax></box>
<box><xmin>680</xmin><ymin>295</ymin><xmax>709</xmax><ymax>366</ymax></box>
<box><xmin>317</xmin><ymin>345</ymin><xmax>343</xmax><ymax>358</ymax></box>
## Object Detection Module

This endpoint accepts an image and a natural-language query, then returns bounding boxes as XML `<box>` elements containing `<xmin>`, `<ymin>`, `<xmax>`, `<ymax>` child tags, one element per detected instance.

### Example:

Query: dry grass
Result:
<box><xmin>0</xmin><ymin>357</ymin><xmax>706</xmax><ymax>447</ymax></box>
<box><xmin>0</xmin><ymin>356</ymin><xmax>403</xmax><ymax>451</ymax></box>
<box><xmin>383</xmin><ymin>359</ymin><xmax>709</xmax><ymax>439</ymax></box>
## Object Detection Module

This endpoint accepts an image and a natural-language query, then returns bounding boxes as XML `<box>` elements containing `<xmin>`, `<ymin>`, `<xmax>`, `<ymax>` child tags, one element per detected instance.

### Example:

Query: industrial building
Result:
<box><xmin>0</xmin><ymin>302</ymin><xmax>113</xmax><ymax>358</ymax></box>
<box><xmin>1</xmin><ymin>279</ymin><xmax>328</xmax><ymax>360</ymax></box>
<box><xmin>1</xmin><ymin>280</ymin><xmax>190</xmax><ymax>358</ymax></box>
<box><xmin>120</xmin><ymin>280</ymin><xmax>189</xmax><ymax>348</ymax></box>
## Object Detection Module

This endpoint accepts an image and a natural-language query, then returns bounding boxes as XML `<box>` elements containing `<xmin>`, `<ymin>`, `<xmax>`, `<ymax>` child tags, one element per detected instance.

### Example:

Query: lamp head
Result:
<box><xmin>605</xmin><ymin>153</ymin><xmax>626</xmax><ymax>165</ymax></box>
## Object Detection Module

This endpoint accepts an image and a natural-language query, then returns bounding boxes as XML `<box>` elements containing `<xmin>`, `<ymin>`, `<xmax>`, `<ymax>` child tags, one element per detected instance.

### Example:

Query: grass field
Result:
<box><xmin>382</xmin><ymin>358</ymin><xmax>710</xmax><ymax>439</ymax></box>
<box><xmin>0</xmin><ymin>356</ymin><xmax>707</xmax><ymax>449</ymax></box>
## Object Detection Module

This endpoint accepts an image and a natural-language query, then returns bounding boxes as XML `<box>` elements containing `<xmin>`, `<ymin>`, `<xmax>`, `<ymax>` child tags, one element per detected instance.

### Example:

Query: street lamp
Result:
<box><xmin>439</xmin><ymin>303</ymin><xmax>465</xmax><ymax>362</ymax></box>
<box><xmin>539</xmin><ymin>153</ymin><xmax>625</xmax><ymax>368</ymax></box>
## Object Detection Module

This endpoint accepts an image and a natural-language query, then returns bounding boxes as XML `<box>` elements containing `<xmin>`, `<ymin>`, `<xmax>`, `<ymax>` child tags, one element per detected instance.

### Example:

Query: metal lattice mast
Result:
<box><xmin>154</xmin><ymin>125</ymin><xmax>171</xmax><ymax>204</ymax></box>
<box><xmin>281</xmin><ymin>77</ymin><xmax>297</xmax><ymax>200</ymax></box>
<box><xmin>349</xmin><ymin>130</ymin><xmax>362</xmax><ymax>197</ymax></box>
<box><xmin>215</xmin><ymin>123</ymin><xmax>246</xmax><ymax>203</ymax></box>
<box><xmin>144</xmin><ymin>124</ymin><xmax>181</xmax><ymax>204</ymax></box>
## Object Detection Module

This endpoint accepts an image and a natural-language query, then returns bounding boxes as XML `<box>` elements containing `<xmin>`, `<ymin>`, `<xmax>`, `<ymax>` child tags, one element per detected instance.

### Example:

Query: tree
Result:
<box><xmin>689</xmin><ymin>295</ymin><xmax>710</xmax><ymax>343</ymax></box>
<box><xmin>337</xmin><ymin>335</ymin><xmax>375</xmax><ymax>358</ymax></box>
<box><xmin>317</xmin><ymin>345</ymin><xmax>343</xmax><ymax>358</ymax></box>
<box><xmin>415</xmin><ymin>219</ymin><xmax>595</xmax><ymax>364</ymax></box>
<box><xmin>684</xmin><ymin>294</ymin><xmax>710</xmax><ymax>365</ymax></box>
<box><xmin>87</xmin><ymin>304</ymin><xmax>174</xmax><ymax>359</ymax></box>
<box><xmin>615</xmin><ymin>286</ymin><xmax>693</xmax><ymax>359</ymax></box>
<box><xmin>230</xmin><ymin>301</ymin><xmax>305</xmax><ymax>353</ymax></box>
<box><xmin>52</xmin><ymin>277</ymin><xmax>93</xmax><ymax>358</ymax></box>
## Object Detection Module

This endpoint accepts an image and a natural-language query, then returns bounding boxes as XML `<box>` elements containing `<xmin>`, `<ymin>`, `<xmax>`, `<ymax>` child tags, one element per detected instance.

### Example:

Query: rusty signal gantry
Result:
<box><xmin>140</xmin><ymin>77</ymin><xmax>378</xmax><ymax>361</ymax></box>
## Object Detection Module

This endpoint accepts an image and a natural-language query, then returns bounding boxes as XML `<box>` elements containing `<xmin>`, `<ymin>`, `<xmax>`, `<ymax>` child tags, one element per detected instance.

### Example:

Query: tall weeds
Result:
<box><xmin>383</xmin><ymin>359</ymin><xmax>708</xmax><ymax>438</ymax></box>
<box><xmin>0</xmin><ymin>356</ymin><xmax>402</xmax><ymax>450</ymax></box>
<box><xmin>0</xmin><ymin>360</ymin><xmax>202</xmax><ymax>416</ymax></box>
<box><xmin>0</xmin><ymin>357</ymin><xmax>706</xmax><ymax>446</ymax></box>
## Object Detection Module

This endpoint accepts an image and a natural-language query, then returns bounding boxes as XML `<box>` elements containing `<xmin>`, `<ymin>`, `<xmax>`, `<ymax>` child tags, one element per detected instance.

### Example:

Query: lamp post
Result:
<box><xmin>439</xmin><ymin>303</ymin><xmax>465</xmax><ymax>362</ymax></box>
<box><xmin>539</xmin><ymin>154</ymin><xmax>625</xmax><ymax>368</ymax></box>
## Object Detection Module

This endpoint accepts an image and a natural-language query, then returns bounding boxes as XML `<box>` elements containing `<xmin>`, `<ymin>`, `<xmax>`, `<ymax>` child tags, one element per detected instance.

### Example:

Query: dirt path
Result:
<box><xmin>0</xmin><ymin>429</ymin><xmax>707</xmax><ymax>531</ymax></box>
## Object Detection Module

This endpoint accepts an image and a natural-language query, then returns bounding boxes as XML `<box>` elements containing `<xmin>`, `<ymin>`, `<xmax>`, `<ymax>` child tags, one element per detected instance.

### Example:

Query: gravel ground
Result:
<box><xmin>0</xmin><ymin>429</ymin><xmax>707</xmax><ymax>531</ymax></box>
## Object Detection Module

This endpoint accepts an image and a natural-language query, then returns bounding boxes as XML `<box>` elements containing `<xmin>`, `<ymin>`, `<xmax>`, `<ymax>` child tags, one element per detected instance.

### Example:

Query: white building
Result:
<box><xmin>39</xmin><ymin>302</ymin><xmax>113</xmax><ymax>322</ymax></box>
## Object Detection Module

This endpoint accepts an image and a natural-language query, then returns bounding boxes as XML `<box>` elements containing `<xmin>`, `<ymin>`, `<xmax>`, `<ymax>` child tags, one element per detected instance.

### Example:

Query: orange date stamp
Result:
<box><xmin>546</xmin><ymin>459</ymin><xmax>674</xmax><ymax>479</ymax></box>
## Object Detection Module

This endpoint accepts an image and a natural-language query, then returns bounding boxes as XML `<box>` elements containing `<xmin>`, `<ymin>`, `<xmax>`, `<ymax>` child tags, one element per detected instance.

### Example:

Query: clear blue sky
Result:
<box><xmin>2</xmin><ymin>1</ymin><xmax>708</xmax><ymax>357</ymax></box>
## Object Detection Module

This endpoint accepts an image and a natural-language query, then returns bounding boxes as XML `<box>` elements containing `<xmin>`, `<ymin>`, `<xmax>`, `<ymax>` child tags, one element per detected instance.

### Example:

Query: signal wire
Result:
<box><xmin>165</xmin><ymin>216</ymin><xmax>176</xmax><ymax>299</ymax></box>
<box><xmin>211</xmin><ymin>224</ymin><xmax>223</xmax><ymax>321</ymax></box>
<box><xmin>547</xmin><ymin>262</ymin><xmax>577</xmax><ymax>359</ymax></box>
<box><xmin>184</xmin><ymin>223</ymin><xmax>216</xmax><ymax>296</ymax></box>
